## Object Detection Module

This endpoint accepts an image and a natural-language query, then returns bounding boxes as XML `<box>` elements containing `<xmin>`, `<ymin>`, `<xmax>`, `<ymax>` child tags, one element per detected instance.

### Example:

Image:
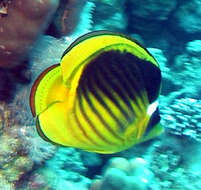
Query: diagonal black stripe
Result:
<box><xmin>109</xmin><ymin>52</ymin><xmax>147</xmax><ymax>110</ymax></box>
<box><xmin>111</xmin><ymin>56</ymin><xmax>144</xmax><ymax>109</ymax></box>
<box><xmin>77</xmin><ymin>88</ymin><xmax>112</xmax><ymax>146</ymax></box>
<box><xmin>107</xmin><ymin>63</ymin><xmax>137</xmax><ymax>116</ymax></box>
<box><xmin>79</xmin><ymin>86</ymin><xmax>116</xmax><ymax>145</ymax></box>
<box><xmin>91</xmin><ymin>69</ymin><xmax>129</xmax><ymax>127</ymax></box>
<box><xmin>89</xmin><ymin>71</ymin><xmax>126</xmax><ymax>130</ymax></box>
<box><xmin>121</xmin><ymin>55</ymin><xmax>148</xmax><ymax>108</ymax></box>
<box><xmin>81</xmin><ymin>78</ymin><xmax>124</xmax><ymax>141</ymax></box>
<box><xmin>74</xmin><ymin>91</ymin><xmax>100</xmax><ymax>146</ymax></box>
<box><xmin>99</xmin><ymin>64</ymin><xmax>133</xmax><ymax>119</ymax></box>
<box><xmin>77</xmin><ymin>50</ymin><xmax>154</xmax><ymax>135</ymax></box>
<box><xmin>67</xmin><ymin>107</ymin><xmax>89</xmax><ymax>145</ymax></box>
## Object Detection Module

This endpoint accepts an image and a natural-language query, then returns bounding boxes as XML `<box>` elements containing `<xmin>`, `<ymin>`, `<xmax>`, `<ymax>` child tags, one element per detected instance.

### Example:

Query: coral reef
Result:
<box><xmin>0</xmin><ymin>173</ymin><xmax>14</xmax><ymax>190</ymax></box>
<box><xmin>0</xmin><ymin>0</ymin><xmax>59</xmax><ymax>68</ymax></box>
<box><xmin>0</xmin><ymin>123</ymin><xmax>56</xmax><ymax>189</ymax></box>
<box><xmin>0</xmin><ymin>101</ymin><xmax>12</xmax><ymax>133</ymax></box>
<box><xmin>158</xmin><ymin>39</ymin><xmax>201</xmax><ymax>100</ymax></box>
<box><xmin>148</xmin><ymin>136</ymin><xmax>201</xmax><ymax>190</ymax></box>
<box><xmin>0</xmin><ymin>102</ymin><xmax>55</xmax><ymax>188</ymax></box>
<box><xmin>125</xmin><ymin>0</ymin><xmax>201</xmax><ymax>58</ymax></box>
<box><xmin>25</xmin><ymin>173</ymin><xmax>51</xmax><ymax>190</ymax></box>
<box><xmin>30</xmin><ymin>35</ymin><xmax>70</xmax><ymax>79</ymax></box>
<box><xmin>3</xmin><ymin>35</ymin><xmax>68</xmax><ymax>125</ymax></box>
<box><xmin>0</xmin><ymin>0</ymin><xmax>95</xmax><ymax>102</ymax></box>
<box><xmin>90</xmin><ymin>157</ymin><xmax>154</xmax><ymax>190</ymax></box>
<box><xmin>89</xmin><ymin>136</ymin><xmax>201</xmax><ymax>190</ymax></box>
<box><xmin>0</xmin><ymin>132</ymin><xmax>33</xmax><ymax>185</ymax></box>
<box><xmin>16</xmin><ymin>125</ymin><xmax>57</xmax><ymax>164</ymax></box>
<box><xmin>37</xmin><ymin>147</ymin><xmax>91</xmax><ymax>190</ymax></box>
<box><xmin>0</xmin><ymin>0</ymin><xmax>59</xmax><ymax>101</ymax></box>
<box><xmin>160</xmin><ymin>98</ymin><xmax>201</xmax><ymax>142</ymax></box>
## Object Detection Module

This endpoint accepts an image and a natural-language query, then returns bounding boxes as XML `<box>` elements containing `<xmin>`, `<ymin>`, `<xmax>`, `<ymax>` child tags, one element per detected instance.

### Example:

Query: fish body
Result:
<box><xmin>30</xmin><ymin>31</ymin><xmax>163</xmax><ymax>154</ymax></box>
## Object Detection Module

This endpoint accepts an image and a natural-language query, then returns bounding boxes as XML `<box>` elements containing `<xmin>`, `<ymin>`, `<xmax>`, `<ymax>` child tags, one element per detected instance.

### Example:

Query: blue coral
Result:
<box><xmin>38</xmin><ymin>147</ymin><xmax>91</xmax><ymax>190</ymax></box>
<box><xmin>160</xmin><ymin>98</ymin><xmax>201</xmax><ymax>141</ymax></box>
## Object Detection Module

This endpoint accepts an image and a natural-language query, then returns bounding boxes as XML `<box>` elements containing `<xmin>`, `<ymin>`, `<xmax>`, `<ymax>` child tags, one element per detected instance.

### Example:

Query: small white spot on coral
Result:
<box><xmin>65</xmin><ymin>36</ymin><xmax>71</xmax><ymax>41</ymax></box>
<box><xmin>36</xmin><ymin>0</ymin><xmax>44</xmax><ymax>4</ymax></box>
<box><xmin>20</xmin><ymin>127</ymin><xmax>26</xmax><ymax>135</ymax></box>
<box><xmin>135</xmin><ymin>157</ymin><xmax>147</xmax><ymax>165</ymax></box>
<box><xmin>188</xmin><ymin>98</ymin><xmax>196</xmax><ymax>103</ymax></box>
<box><xmin>0</xmin><ymin>45</ymin><xmax>5</xmax><ymax>50</ymax></box>
<box><xmin>141</xmin><ymin>178</ymin><xmax>148</xmax><ymax>184</ymax></box>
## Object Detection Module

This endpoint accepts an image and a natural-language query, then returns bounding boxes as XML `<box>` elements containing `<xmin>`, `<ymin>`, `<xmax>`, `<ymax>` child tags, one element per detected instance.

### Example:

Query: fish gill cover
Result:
<box><xmin>0</xmin><ymin>0</ymin><xmax>201</xmax><ymax>189</ymax></box>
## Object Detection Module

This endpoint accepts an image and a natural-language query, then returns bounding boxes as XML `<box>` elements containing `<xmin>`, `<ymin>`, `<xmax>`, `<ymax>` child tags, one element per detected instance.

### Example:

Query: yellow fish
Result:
<box><xmin>30</xmin><ymin>31</ymin><xmax>163</xmax><ymax>154</ymax></box>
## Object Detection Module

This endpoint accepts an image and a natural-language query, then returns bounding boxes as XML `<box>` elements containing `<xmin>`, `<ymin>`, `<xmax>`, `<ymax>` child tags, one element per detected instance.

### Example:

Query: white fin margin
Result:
<box><xmin>147</xmin><ymin>100</ymin><xmax>158</xmax><ymax>116</ymax></box>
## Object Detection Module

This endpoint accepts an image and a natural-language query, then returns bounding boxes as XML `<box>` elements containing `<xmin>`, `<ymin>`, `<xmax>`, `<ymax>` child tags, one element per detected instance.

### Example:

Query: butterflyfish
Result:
<box><xmin>30</xmin><ymin>31</ymin><xmax>163</xmax><ymax>154</ymax></box>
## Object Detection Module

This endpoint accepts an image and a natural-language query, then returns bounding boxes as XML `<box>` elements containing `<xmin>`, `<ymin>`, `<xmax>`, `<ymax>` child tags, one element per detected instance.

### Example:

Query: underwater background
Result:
<box><xmin>0</xmin><ymin>0</ymin><xmax>201</xmax><ymax>189</ymax></box>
